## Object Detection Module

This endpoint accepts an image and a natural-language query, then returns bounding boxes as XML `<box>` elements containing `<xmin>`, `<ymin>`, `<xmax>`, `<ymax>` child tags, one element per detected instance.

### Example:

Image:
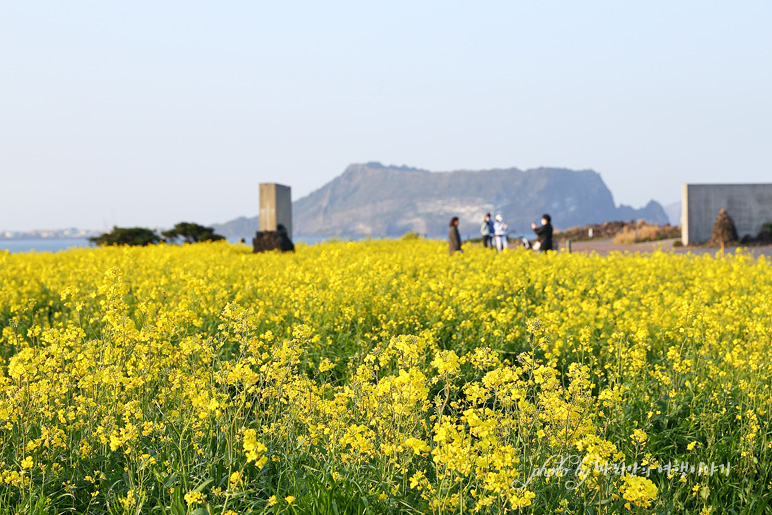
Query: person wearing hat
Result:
<box><xmin>531</xmin><ymin>214</ymin><xmax>553</xmax><ymax>252</ymax></box>
<box><xmin>493</xmin><ymin>214</ymin><xmax>508</xmax><ymax>252</ymax></box>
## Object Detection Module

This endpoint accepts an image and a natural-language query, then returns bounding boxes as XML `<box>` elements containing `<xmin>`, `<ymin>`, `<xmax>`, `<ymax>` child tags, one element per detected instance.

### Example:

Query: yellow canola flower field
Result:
<box><xmin>0</xmin><ymin>239</ymin><xmax>770</xmax><ymax>514</ymax></box>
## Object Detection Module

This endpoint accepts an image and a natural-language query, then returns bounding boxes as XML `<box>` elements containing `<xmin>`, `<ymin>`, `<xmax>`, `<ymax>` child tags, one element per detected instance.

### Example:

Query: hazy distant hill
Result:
<box><xmin>213</xmin><ymin>162</ymin><xmax>668</xmax><ymax>239</ymax></box>
<box><xmin>210</xmin><ymin>216</ymin><xmax>258</xmax><ymax>241</ymax></box>
<box><xmin>664</xmin><ymin>201</ymin><xmax>682</xmax><ymax>226</ymax></box>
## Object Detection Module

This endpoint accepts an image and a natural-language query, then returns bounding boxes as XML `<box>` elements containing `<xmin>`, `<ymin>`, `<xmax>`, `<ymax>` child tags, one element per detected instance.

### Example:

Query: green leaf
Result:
<box><xmin>163</xmin><ymin>473</ymin><xmax>178</xmax><ymax>488</ymax></box>
<box><xmin>171</xmin><ymin>500</ymin><xmax>185</xmax><ymax>515</ymax></box>
<box><xmin>171</xmin><ymin>489</ymin><xmax>186</xmax><ymax>515</ymax></box>
<box><xmin>193</xmin><ymin>478</ymin><xmax>214</xmax><ymax>493</ymax></box>
<box><xmin>752</xmin><ymin>496</ymin><xmax>771</xmax><ymax>515</ymax></box>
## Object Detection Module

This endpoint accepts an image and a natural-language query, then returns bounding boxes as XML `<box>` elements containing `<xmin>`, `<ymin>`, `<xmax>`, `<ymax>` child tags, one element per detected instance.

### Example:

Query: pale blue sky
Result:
<box><xmin>2</xmin><ymin>1</ymin><xmax>770</xmax><ymax>231</ymax></box>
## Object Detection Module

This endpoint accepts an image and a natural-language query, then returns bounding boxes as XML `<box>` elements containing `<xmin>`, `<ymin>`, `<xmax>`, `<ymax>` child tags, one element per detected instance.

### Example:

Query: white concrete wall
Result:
<box><xmin>682</xmin><ymin>184</ymin><xmax>772</xmax><ymax>244</ymax></box>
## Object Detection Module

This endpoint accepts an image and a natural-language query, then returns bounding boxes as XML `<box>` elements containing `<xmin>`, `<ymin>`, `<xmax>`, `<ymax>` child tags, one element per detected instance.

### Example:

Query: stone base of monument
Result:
<box><xmin>252</xmin><ymin>230</ymin><xmax>295</xmax><ymax>253</ymax></box>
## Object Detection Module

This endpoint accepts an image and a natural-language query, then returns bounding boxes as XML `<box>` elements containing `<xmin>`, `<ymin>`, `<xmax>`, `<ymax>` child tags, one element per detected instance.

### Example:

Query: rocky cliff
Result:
<box><xmin>213</xmin><ymin>162</ymin><xmax>668</xmax><ymax>239</ymax></box>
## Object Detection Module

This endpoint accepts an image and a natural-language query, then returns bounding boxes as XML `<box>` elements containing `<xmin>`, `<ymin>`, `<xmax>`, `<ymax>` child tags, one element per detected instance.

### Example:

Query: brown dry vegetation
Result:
<box><xmin>557</xmin><ymin>221</ymin><xmax>680</xmax><ymax>244</ymax></box>
<box><xmin>612</xmin><ymin>222</ymin><xmax>681</xmax><ymax>244</ymax></box>
<box><xmin>557</xmin><ymin>221</ymin><xmax>628</xmax><ymax>241</ymax></box>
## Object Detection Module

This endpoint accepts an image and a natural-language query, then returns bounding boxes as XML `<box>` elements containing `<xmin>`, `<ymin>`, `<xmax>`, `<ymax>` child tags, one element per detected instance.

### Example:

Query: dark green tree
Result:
<box><xmin>89</xmin><ymin>227</ymin><xmax>161</xmax><ymax>246</ymax></box>
<box><xmin>162</xmin><ymin>222</ymin><xmax>225</xmax><ymax>243</ymax></box>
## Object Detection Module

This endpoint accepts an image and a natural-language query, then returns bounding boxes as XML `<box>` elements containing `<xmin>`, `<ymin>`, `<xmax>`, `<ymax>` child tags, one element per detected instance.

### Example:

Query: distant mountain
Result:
<box><xmin>211</xmin><ymin>216</ymin><xmax>259</xmax><ymax>241</ymax></box>
<box><xmin>213</xmin><ymin>162</ymin><xmax>669</xmax><ymax>239</ymax></box>
<box><xmin>664</xmin><ymin>201</ymin><xmax>682</xmax><ymax>227</ymax></box>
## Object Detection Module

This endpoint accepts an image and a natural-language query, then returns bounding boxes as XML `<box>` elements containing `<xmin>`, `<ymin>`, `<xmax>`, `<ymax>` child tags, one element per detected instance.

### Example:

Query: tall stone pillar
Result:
<box><xmin>253</xmin><ymin>183</ymin><xmax>294</xmax><ymax>253</ymax></box>
<box><xmin>259</xmin><ymin>183</ymin><xmax>292</xmax><ymax>239</ymax></box>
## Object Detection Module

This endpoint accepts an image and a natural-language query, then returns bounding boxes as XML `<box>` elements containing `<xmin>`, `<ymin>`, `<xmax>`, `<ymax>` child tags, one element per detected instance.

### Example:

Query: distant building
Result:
<box><xmin>682</xmin><ymin>184</ymin><xmax>772</xmax><ymax>244</ymax></box>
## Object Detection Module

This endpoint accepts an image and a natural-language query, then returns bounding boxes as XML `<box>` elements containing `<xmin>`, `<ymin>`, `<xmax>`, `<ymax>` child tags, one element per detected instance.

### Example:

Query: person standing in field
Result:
<box><xmin>448</xmin><ymin>217</ymin><xmax>463</xmax><ymax>255</ymax></box>
<box><xmin>493</xmin><ymin>214</ymin><xmax>508</xmax><ymax>252</ymax></box>
<box><xmin>480</xmin><ymin>213</ymin><xmax>494</xmax><ymax>248</ymax></box>
<box><xmin>531</xmin><ymin>214</ymin><xmax>554</xmax><ymax>251</ymax></box>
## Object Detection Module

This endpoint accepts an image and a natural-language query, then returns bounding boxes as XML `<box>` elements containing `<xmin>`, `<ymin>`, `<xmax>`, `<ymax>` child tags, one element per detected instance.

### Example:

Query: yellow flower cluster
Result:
<box><xmin>621</xmin><ymin>475</ymin><xmax>658</xmax><ymax>508</ymax></box>
<box><xmin>242</xmin><ymin>428</ymin><xmax>268</xmax><ymax>468</ymax></box>
<box><xmin>0</xmin><ymin>239</ymin><xmax>769</xmax><ymax>513</ymax></box>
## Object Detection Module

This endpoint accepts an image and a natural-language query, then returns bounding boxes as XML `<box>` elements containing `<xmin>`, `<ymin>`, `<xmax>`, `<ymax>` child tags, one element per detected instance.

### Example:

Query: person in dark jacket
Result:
<box><xmin>448</xmin><ymin>217</ymin><xmax>462</xmax><ymax>255</ymax></box>
<box><xmin>531</xmin><ymin>214</ymin><xmax>553</xmax><ymax>252</ymax></box>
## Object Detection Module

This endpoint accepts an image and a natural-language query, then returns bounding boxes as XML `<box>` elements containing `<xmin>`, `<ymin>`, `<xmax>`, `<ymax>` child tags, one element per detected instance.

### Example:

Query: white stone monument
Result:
<box><xmin>253</xmin><ymin>183</ymin><xmax>294</xmax><ymax>253</ymax></box>
<box><xmin>259</xmin><ymin>183</ymin><xmax>292</xmax><ymax>239</ymax></box>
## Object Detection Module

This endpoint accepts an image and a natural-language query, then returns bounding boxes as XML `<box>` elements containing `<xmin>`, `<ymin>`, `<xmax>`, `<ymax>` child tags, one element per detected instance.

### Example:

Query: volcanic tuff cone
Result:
<box><xmin>212</xmin><ymin>163</ymin><xmax>670</xmax><ymax>239</ymax></box>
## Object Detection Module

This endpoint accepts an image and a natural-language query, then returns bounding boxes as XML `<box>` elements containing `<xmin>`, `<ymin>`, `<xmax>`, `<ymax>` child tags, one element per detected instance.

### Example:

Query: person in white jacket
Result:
<box><xmin>493</xmin><ymin>214</ymin><xmax>508</xmax><ymax>252</ymax></box>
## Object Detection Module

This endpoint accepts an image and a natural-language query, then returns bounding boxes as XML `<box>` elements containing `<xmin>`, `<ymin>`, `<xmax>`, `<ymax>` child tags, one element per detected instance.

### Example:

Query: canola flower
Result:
<box><xmin>621</xmin><ymin>475</ymin><xmax>658</xmax><ymax>508</ymax></box>
<box><xmin>0</xmin><ymin>239</ymin><xmax>770</xmax><ymax>513</ymax></box>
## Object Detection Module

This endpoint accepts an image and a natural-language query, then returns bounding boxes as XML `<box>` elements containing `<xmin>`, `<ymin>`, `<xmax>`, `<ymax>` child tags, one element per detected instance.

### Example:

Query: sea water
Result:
<box><xmin>0</xmin><ymin>238</ymin><xmax>94</xmax><ymax>253</ymax></box>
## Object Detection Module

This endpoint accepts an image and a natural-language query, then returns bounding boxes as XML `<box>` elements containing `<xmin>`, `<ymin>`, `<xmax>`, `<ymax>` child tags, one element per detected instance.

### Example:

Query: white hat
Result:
<box><xmin>495</xmin><ymin>215</ymin><xmax>503</xmax><ymax>222</ymax></box>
